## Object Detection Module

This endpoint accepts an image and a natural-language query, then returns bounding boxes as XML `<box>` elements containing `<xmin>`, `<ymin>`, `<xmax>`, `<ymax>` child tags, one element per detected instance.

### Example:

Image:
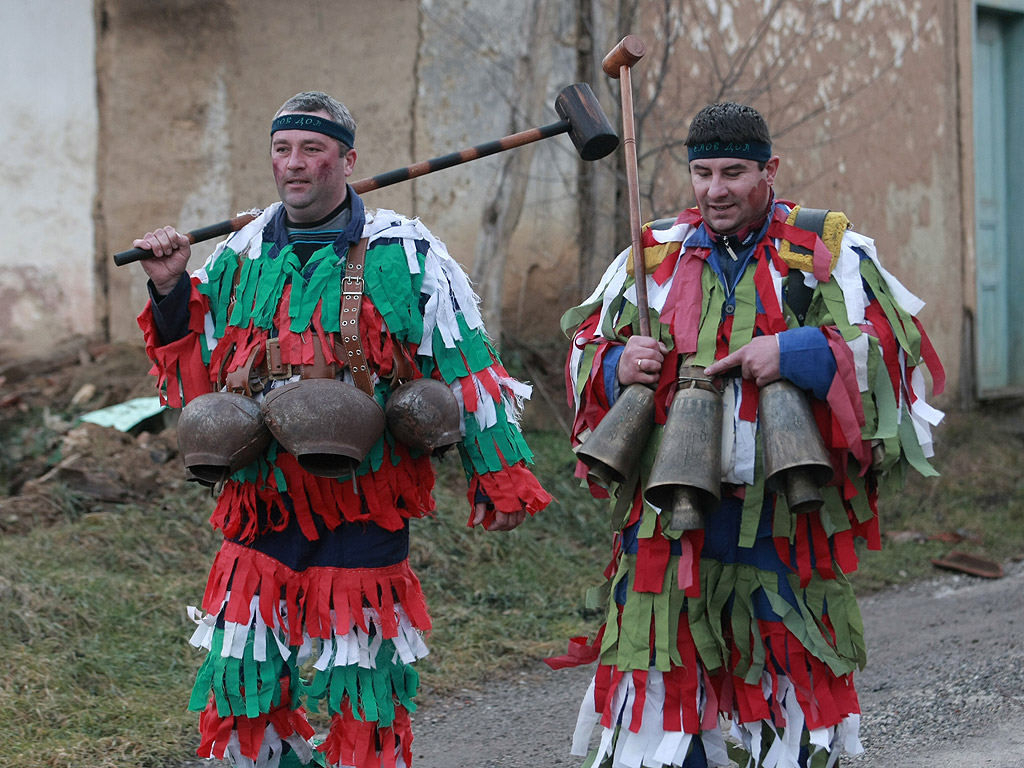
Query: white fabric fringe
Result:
<box><xmin>186</xmin><ymin>598</ymin><xmax>429</xmax><ymax>668</ymax></box>
<box><xmin>571</xmin><ymin>668</ymin><xmax>861</xmax><ymax>768</ymax></box>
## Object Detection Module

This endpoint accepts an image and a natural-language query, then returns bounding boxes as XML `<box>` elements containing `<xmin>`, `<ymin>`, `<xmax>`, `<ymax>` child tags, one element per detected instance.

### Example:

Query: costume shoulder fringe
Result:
<box><xmin>193</xmin><ymin>203</ymin><xmax>283</xmax><ymax>284</ymax></box>
<box><xmin>364</xmin><ymin>207</ymin><xmax>485</xmax><ymax>356</ymax></box>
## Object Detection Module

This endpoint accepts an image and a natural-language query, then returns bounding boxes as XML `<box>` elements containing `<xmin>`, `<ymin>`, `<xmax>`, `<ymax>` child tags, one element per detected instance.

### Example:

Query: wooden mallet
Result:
<box><xmin>113</xmin><ymin>83</ymin><xmax>618</xmax><ymax>266</ymax></box>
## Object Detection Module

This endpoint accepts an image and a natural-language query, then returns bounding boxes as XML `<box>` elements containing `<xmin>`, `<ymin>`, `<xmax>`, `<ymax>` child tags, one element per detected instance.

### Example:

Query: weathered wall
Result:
<box><xmin>0</xmin><ymin>0</ymin><xmax>98</xmax><ymax>359</ymax></box>
<box><xmin>96</xmin><ymin>0</ymin><xmax>425</xmax><ymax>345</ymax></box>
<box><xmin>96</xmin><ymin>0</ymin><xmax>583</xmax><ymax>349</ymax></box>
<box><xmin>630</xmin><ymin>0</ymin><xmax>964</xmax><ymax>403</ymax></box>
<box><xmin>3</xmin><ymin>0</ymin><xmax>970</xmax><ymax>403</ymax></box>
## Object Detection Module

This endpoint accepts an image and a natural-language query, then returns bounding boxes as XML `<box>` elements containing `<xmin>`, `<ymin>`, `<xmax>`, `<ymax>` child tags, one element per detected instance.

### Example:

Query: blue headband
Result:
<box><xmin>687</xmin><ymin>140</ymin><xmax>771</xmax><ymax>163</ymax></box>
<box><xmin>271</xmin><ymin>114</ymin><xmax>355</xmax><ymax>148</ymax></box>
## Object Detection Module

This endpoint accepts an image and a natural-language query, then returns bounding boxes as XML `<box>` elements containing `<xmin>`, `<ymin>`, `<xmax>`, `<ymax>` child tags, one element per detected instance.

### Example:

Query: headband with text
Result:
<box><xmin>271</xmin><ymin>113</ymin><xmax>355</xmax><ymax>148</ymax></box>
<box><xmin>687</xmin><ymin>140</ymin><xmax>771</xmax><ymax>163</ymax></box>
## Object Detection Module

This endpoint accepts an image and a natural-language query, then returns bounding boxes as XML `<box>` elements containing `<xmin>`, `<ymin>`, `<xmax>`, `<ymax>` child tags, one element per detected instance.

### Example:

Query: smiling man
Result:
<box><xmin>558</xmin><ymin>102</ymin><xmax>944</xmax><ymax>767</ymax></box>
<box><xmin>132</xmin><ymin>91</ymin><xmax>550</xmax><ymax>768</ymax></box>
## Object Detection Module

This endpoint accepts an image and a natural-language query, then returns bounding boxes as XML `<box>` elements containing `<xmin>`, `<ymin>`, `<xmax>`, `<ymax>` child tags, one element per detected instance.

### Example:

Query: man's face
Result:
<box><xmin>271</xmin><ymin>110</ymin><xmax>357</xmax><ymax>223</ymax></box>
<box><xmin>688</xmin><ymin>155</ymin><xmax>779</xmax><ymax>235</ymax></box>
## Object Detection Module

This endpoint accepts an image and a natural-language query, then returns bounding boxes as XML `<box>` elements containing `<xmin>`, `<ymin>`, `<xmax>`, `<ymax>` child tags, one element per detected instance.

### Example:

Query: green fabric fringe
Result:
<box><xmin>189</xmin><ymin>626</ymin><xmax>300</xmax><ymax>718</ymax></box>
<box><xmin>301</xmin><ymin>639</ymin><xmax>419</xmax><ymax>725</ymax></box>
<box><xmin>597</xmin><ymin>555</ymin><xmax>866</xmax><ymax>682</ymax></box>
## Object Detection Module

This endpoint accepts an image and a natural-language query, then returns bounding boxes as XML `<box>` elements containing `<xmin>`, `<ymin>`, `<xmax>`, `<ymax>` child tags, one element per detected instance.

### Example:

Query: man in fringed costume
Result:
<box><xmin>133</xmin><ymin>91</ymin><xmax>551</xmax><ymax>768</ymax></box>
<box><xmin>553</xmin><ymin>103</ymin><xmax>944</xmax><ymax>767</ymax></box>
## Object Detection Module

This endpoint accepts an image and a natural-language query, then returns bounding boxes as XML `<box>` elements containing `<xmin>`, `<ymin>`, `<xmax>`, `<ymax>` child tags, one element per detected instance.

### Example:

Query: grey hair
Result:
<box><xmin>275</xmin><ymin>91</ymin><xmax>356</xmax><ymax>144</ymax></box>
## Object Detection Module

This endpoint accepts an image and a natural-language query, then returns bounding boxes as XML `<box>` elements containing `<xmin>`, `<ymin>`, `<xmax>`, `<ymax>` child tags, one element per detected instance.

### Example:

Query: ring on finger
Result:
<box><xmin>637</xmin><ymin>358</ymin><xmax>644</xmax><ymax>371</ymax></box>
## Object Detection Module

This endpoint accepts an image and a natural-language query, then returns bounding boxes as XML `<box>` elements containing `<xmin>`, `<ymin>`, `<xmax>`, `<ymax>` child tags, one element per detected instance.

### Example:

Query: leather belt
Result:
<box><xmin>219</xmin><ymin>237</ymin><xmax>372</xmax><ymax>397</ymax></box>
<box><xmin>338</xmin><ymin>237</ymin><xmax>373</xmax><ymax>396</ymax></box>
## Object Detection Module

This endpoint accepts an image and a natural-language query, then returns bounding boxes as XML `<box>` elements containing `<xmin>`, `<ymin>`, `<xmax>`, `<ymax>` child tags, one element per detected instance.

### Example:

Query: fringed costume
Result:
<box><xmin>139</xmin><ymin>188</ymin><xmax>550</xmax><ymax>768</ymax></box>
<box><xmin>554</xmin><ymin>201</ymin><xmax>944</xmax><ymax>768</ymax></box>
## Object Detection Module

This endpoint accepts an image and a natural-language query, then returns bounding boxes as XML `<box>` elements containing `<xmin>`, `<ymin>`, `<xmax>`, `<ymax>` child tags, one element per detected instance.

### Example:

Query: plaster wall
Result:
<box><xmin>633</xmin><ymin>0</ymin><xmax>965</xmax><ymax>402</ymax></box>
<box><xmin>0</xmin><ymin>0</ymin><xmax>98</xmax><ymax>359</ymax></box>
<box><xmin>5</xmin><ymin>0</ymin><xmax>971</xmax><ymax>403</ymax></box>
<box><xmin>97</xmin><ymin>0</ymin><xmax>424</xmax><ymax>346</ymax></box>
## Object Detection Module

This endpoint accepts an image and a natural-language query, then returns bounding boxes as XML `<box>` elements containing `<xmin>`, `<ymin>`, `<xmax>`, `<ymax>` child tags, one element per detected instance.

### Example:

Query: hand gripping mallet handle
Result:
<box><xmin>602</xmin><ymin>35</ymin><xmax>649</xmax><ymax>336</ymax></box>
<box><xmin>111</xmin><ymin>213</ymin><xmax>260</xmax><ymax>267</ymax></box>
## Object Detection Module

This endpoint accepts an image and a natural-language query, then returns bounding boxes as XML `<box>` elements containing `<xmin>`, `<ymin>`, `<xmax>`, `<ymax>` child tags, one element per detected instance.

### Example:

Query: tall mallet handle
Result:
<box><xmin>112</xmin><ymin>212</ymin><xmax>259</xmax><ymax>267</ymax></box>
<box><xmin>602</xmin><ymin>34</ymin><xmax>649</xmax><ymax>336</ymax></box>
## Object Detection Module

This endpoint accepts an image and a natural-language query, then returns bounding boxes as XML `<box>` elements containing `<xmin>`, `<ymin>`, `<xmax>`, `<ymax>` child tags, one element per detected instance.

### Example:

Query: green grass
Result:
<box><xmin>850</xmin><ymin>406</ymin><xmax>1024</xmax><ymax>590</ymax></box>
<box><xmin>0</xmin><ymin>490</ymin><xmax>217</xmax><ymax>766</ymax></box>
<box><xmin>409</xmin><ymin>433</ymin><xmax>608</xmax><ymax>692</ymax></box>
<box><xmin>0</xmin><ymin>432</ymin><xmax>608</xmax><ymax>767</ymax></box>
<box><xmin>2</xmin><ymin>408</ymin><xmax>1023</xmax><ymax>766</ymax></box>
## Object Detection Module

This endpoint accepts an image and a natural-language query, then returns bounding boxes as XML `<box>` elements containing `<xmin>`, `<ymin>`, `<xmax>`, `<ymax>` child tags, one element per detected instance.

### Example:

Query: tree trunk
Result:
<box><xmin>471</xmin><ymin>0</ymin><xmax>556</xmax><ymax>347</ymax></box>
<box><xmin>574</xmin><ymin>0</ymin><xmax>623</xmax><ymax>295</ymax></box>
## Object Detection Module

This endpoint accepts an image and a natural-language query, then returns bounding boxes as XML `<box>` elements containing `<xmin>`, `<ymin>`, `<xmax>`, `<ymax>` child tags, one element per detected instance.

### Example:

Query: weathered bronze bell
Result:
<box><xmin>644</xmin><ymin>367</ymin><xmax>722</xmax><ymax>531</ymax></box>
<box><xmin>261</xmin><ymin>379</ymin><xmax>385</xmax><ymax>478</ymax></box>
<box><xmin>177</xmin><ymin>392</ymin><xmax>272</xmax><ymax>485</ymax></box>
<box><xmin>666</xmin><ymin>487</ymin><xmax>707</xmax><ymax>531</ymax></box>
<box><xmin>574</xmin><ymin>383</ymin><xmax>656</xmax><ymax>486</ymax></box>
<box><xmin>759</xmin><ymin>380</ymin><xmax>833</xmax><ymax>514</ymax></box>
<box><xmin>386</xmin><ymin>378</ymin><xmax>462</xmax><ymax>455</ymax></box>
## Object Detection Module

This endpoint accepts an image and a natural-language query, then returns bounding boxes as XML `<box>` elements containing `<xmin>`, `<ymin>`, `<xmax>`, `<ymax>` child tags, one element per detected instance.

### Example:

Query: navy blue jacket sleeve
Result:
<box><xmin>147</xmin><ymin>273</ymin><xmax>193</xmax><ymax>346</ymax></box>
<box><xmin>602</xmin><ymin>344</ymin><xmax>625</xmax><ymax>407</ymax></box>
<box><xmin>777</xmin><ymin>326</ymin><xmax>836</xmax><ymax>400</ymax></box>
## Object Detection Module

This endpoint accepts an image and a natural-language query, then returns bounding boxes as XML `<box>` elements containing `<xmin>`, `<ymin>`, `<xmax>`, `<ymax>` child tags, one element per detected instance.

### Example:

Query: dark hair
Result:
<box><xmin>685</xmin><ymin>102</ymin><xmax>771</xmax><ymax>147</ymax></box>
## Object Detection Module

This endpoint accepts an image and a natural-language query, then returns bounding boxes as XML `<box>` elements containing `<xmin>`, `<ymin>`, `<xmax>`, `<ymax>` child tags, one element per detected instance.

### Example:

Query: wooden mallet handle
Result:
<box><xmin>602</xmin><ymin>35</ymin><xmax>646</xmax><ymax>78</ymax></box>
<box><xmin>602</xmin><ymin>35</ymin><xmax>650</xmax><ymax>336</ymax></box>
<box><xmin>114</xmin><ymin>84</ymin><xmax>618</xmax><ymax>266</ymax></box>
<box><xmin>112</xmin><ymin>212</ymin><xmax>260</xmax><ymax>266</ymax></box>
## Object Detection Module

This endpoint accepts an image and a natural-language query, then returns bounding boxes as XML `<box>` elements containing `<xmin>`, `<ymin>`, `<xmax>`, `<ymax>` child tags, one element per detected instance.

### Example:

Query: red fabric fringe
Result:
<box><xmin>319</xmin><ymin>702</ymin><xmax>413</xmax><ymax>768</ymax></box>
<box><xmin>137</xmin><ymin>279</ymin><xmax>213</xmax><ymax>407</ymax></box>
<box><xmin>196</xmin><ymin>682</ymin><xmax>315</xmax><ymax>761</ymax></box>
<box><xmin>579</xmin><ymin>605</ymin><xmax>860</xmax><ymax>739</ymax></box>
<box><xmin>660</xmin><ymin>248</ymin><xmax>710</xmax><ymax>356</ymax></box>
<box><xmin>202</xmin><ymin>541</ymin><xmax>432</xmax><ymax>647</ymax></box>
<box><xmin>210</xmin><ymin>443</ymin><xmax>437</xmax><ymax>542</ymax></box>
<box><xmin>465</xmin><ymin>457</ymin><xmax>553</xmax><ymax>524</ymax></box>
<box><xmin>543</xmin><ymin>625</ymin><xmax>606</xmax><ymax>670</ymax></box>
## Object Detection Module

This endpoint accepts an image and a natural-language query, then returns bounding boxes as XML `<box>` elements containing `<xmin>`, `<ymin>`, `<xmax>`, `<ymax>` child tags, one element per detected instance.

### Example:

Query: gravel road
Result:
<box><xmin>410</xmin><ymin>560</ymin><xmax>1024</xmax><ymax>768</ymax></box>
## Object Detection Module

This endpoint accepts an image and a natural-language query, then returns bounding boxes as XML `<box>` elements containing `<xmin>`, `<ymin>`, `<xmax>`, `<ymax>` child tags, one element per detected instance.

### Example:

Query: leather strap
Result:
<box><xmin>390</xmin><ymin>347</ymin><xmax>415</xmax><ymax>385</ymax></box>
<box><xmin>784</xmin><ymin>207</ymin><xmax>829</xmax><ymax>326</ymax></box>
<box><xmin>224</xmin><ymin>343</ymin><xmax>264</xmax><ymax>395</ymax></box>
<box><xmin>301</xmin><ymin>336</ymin><xmax>339</xmax><ymax>380</ymax></box>
<box><xmin>339</xmin><ymin>238</ymin><xmax>374</xmax><ymax>396</ymax></box>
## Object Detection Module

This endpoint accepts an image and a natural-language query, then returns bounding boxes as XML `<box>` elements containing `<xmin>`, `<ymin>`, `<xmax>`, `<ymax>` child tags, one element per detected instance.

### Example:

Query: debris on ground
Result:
<box><xmin>931</xmin><ymin>549</ymin><xmax>1005</xmax><ymax>579</ymax></box>
<box><xmin>0</xmin><ymin>339</ymin><xmax>189</xmax><ymax>534</ymax></box>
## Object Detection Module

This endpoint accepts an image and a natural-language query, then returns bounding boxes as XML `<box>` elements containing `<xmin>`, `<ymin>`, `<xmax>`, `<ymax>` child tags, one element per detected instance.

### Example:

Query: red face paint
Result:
<box><xmin>271</xmin><ymin>111</ymin><xmax>355</xmax><ymax>223</ymax></box>
<box><xmin>689</xmin><ymin>158</ymin><xmax>775</xmax><ymax>235</ymax></box>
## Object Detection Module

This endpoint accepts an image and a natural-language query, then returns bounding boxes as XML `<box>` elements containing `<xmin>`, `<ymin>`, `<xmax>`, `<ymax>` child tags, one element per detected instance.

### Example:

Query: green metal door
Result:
<box><xmin>974</xmin><ymin>12</ymin><xmax>1010</xmax><ymax>391</ymax></box>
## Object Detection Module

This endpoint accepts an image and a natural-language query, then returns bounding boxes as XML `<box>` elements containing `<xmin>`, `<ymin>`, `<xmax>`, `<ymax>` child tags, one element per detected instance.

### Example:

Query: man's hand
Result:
<box><xmin>133</xmin><ymin>225</ymin><xmax>192</xmax><ymax>296</ymax></box>
<box><xmin>617</xmin><ymin>335</ymin><xmax>669</xmax><ymax>387</ymax></box>
<box><xmin>704</xmin><ymin>335</ymin><xmax>781</xmax><ymax>387</ymax></box>
<box><xmin>472</xmin><ymin>502</ymin><xmax>527</xmax><ymax>531</ymax></box>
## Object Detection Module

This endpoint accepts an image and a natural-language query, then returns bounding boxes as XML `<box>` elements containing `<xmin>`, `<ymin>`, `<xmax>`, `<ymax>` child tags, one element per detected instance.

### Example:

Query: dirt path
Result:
<box><xmin>410</xmin><ymin>560</ymin><xmax>1024</xmax><ymax>767</ymax></box>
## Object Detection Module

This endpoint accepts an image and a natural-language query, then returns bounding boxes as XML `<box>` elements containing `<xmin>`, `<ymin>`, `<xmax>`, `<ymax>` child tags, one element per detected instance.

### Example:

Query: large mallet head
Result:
<box><xmin>602</xmin><ymin>35</ymin><xmax>646</xmax><ymax>78</ymax></box>
<box><xmin>554</xmin><ymin>82</ymin><xmax>620</xmax><ymax>161</ymax></box>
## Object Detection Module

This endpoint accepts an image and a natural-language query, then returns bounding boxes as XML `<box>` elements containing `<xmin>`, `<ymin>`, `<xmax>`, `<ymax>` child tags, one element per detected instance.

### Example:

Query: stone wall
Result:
<box><xmin>1</xmin><ymin>0</ymin><xmax>969</xmax><ymax>403</ymax></box>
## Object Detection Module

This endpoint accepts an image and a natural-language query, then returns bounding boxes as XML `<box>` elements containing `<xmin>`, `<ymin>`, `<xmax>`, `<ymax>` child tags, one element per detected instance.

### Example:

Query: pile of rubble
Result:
<box><xmin>0</xmin><ymin>339</ymin><xmax>190</xmax><ymax>533</ymax></box>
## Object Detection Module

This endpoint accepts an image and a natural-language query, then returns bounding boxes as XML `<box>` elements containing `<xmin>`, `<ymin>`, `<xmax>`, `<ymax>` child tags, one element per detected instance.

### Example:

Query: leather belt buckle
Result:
<box><xmin>342</xmin><ymin>275</ymin><xmax>363</xmax><ymax>297</ymax></box>
<box><xmin>266</xmin><ymin>337</ymin><xmax>292</xmax><ymax>380</ymax></box>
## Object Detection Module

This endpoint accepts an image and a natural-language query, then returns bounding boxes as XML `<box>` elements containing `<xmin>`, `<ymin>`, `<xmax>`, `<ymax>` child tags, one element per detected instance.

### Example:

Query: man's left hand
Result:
<box><xmin>704</xmin><ymin>335</ymin><xmax>781</xmax><ymax>387</ymax></box>
<box><xmin>472</xmin><ymin>502</ymin><xmax>527</xmax><ymax>531</ymax></box>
